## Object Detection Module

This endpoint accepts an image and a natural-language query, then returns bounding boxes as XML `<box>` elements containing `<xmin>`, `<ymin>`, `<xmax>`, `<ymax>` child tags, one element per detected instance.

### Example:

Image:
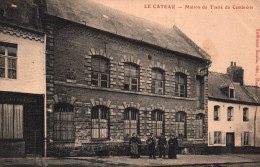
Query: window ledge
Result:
<box><xmin>91</xmin><ymin>138</ymin><xmax>110</xmax><ymax>143</ymax></box>
<box><xmin>55</xmin><ymin>81</ymin><xmax>196</xmax><ymax>101</ymax></box>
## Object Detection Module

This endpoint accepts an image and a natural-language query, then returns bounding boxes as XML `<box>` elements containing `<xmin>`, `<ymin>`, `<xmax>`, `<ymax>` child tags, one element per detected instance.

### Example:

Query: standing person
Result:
<box><xmin>168</xmin><ymin>134</ymin><xmax>178</xmax><ymax>159</ymax></box>
<box><xmin>146</xmin><ymin>133</ymin><xmax>156</xmax><ymax>159</ymax></box>
<box><xmin>129</xmin><ymin>133</ymin><xmax>139</xmax><ymax>158</ymax></box>
<box><xmin>158</xmin><ymin>133</ymin><xmax>167</xmax><ymax>158</ymax></box>
<box><xmin>136</xmin><ymin>134</ymin><xmax>142</xmax><ymax>158</ymax></box>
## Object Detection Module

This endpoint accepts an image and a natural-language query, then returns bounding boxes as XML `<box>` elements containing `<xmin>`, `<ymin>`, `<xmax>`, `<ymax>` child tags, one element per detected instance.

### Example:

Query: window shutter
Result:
<box><xmin>241</xmin><ymin>132</ymin><xmax>244</xmax><ymax>146</ymax></box>
<box><xmin>248</xmin><ymin>132</ymin><xmax>251</xmax><ymax>146</ymax></box>
<box><xmin>209</xmin><ymin>132</ymin><xmax>214</xmax><ymax>145</ymax></box>
<box><xmin>221</xmin><ymin>132</ymin><xmax>226</xmax><ymax>144</ymax></box>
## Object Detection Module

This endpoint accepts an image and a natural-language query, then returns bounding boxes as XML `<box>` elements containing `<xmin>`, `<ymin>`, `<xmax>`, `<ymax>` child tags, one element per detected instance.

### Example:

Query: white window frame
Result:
<box><xmin>0</xmin><ymin>43</ymin><xmax>17</xmax><ymax>79</ymax></box>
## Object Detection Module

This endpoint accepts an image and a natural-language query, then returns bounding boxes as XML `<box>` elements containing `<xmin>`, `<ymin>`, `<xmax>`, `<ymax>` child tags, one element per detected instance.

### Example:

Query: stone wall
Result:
<box><xmin>44</xmin><ymin>18</ymin><xmax>209</xmax><ymax>156</ymax></box>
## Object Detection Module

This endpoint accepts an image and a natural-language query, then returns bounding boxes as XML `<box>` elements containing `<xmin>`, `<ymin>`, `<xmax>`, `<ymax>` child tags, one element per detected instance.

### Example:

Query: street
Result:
<box><xmin>1</xmin><ymin>154</ymin><xmax>260</xmax><ymax>167</ymax></box>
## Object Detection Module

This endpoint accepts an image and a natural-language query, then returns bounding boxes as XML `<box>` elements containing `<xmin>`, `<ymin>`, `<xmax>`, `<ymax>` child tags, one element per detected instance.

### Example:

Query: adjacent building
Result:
<box><xmin>0</xmin><ymin>0</ymin><xmax>46</xmax><ymax>157</ymax></box>
<box><xmin>208</xmin><ymin>62</ymin><xmax>260</xmax><ymax>154</ymax></box>
<box><xmin>42</xmin><ymin>0</ymin><xmax>211</xmax><ymax>156</ymax></box>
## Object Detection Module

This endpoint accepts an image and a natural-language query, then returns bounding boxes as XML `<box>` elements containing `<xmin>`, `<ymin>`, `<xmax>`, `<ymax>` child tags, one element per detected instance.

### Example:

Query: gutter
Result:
<box><xmin>43</xmin><ymin>34</ymin><xmax>47</xmax><ymax>157</ymax></box>
<box><xmin>254</xmin><ymin>106</ymin><xmax>257</xmax><ymax>147</ymax></box>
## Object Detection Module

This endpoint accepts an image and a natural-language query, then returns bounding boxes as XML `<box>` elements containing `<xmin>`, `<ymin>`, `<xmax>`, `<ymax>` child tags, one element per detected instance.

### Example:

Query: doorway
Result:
<box><xmin>24</xmin><ymin>103</ymin><xmax>44</xmax><ymax>156</ymax></box>
<box><xmin>226</xmin><ymin>132</ymin><xmax>235</xmax><ymax>153</ymax></box>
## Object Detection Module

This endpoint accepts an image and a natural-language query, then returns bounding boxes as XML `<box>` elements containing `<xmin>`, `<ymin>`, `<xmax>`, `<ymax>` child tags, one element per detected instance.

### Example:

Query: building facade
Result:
<box><xmin>208</xmin><ymin>62</ymin><xmax>260</xmax><ymax>154</ymax></box>
<box><xmin>0</xmin><ymin>0</ymin><xmax>45</xmax><ymax>157</ymax></box>
<box><xmin>43</xmin><ymin>0</ymin><xmax>211</xmax><ymax>156</ymax></box>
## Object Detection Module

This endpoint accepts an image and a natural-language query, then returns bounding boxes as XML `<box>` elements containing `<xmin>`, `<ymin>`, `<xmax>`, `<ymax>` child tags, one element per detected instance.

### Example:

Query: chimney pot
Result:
<box><xmin>234</xmin><ymin>62</ymin><xmax>236</xmax><ymax>66</ymax></box>
<box><xmin>231</xmin><ymin>61</ymin><xmax>233</xmax><ymax>66</ymax></box>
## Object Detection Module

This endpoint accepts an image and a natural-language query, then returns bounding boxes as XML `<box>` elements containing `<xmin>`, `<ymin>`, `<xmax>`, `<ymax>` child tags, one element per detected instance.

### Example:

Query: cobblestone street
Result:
<box><xmin>1</xmin><ymin>154</ymin><xmax>260</xmax><ymax>167</ymax></box>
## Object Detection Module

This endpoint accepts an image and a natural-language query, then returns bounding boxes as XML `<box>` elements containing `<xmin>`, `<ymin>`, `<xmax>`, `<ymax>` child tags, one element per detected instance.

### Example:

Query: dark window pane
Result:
<box><xmin>8</xmin><ymin>59</ymin><xmax>16</xmax><ymax>69</ymax></box>
<box><xmin>101</xmin><ymin>74</ymin><xmax>108</xmax><ymax>80</ymax></box>
<box><xmin>8</xmin><ymin>47</ymin><xmax>17</xmax><ymax>57</ymax></box>
<box><xmin>101</xmin><ymin>81</ymin><xmax>108</xmax><ymax>88</ymax></box>
<box><xmin>132</xmin><ymin>85</ymin><xmax>137</xmax><ymax>91</ymax></box>
<box><xmin>124</xmin><ymin>84</ymin><xmax>129</xmax><ymax>90</ymax></box>
<box><xmin>91</xmin><ymin>80</ymin><xmax>98</xmax><ymax>86</ymax></box>
<box><xmin>0</xmin><ymin>68</ymin><xmax>4</xmax><ymax>78</ymax></box>
<box><xmin>8</xmin><ymin>69</ymin><xmax>16</xmax><ymax>79</ymax></box>
<box><xmin>0</xmin><ymin>46</ymin><xmax>5</xmax><ymax>55</ymax></box>
<box><xmin>91</xmin><ymin>71</ymin><xmax>98</xmax><ymax>79</ymax></box>
<box><xmin>132</xmin><ymin>78</ymin><xmax>137</xmax><ymax>84</ymax></box>
<box><xmin>0</xmin><ymin>57</ymin><xmax>5</xmax><ymax>68</ymax></box>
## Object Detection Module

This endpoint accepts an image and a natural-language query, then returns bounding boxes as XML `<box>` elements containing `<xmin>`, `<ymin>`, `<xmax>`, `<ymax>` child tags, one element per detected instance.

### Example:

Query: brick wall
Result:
<box><xmin>45</xmin><ymin>18</ymin><xmax>209</xmax><ymax>156</ymax></box>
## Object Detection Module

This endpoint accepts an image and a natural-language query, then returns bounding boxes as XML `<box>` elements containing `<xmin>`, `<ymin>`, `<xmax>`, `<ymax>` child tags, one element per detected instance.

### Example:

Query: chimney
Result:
<box><xmin>227</xmin><ymin>61</ymin><xmax>244</xmax><ymax>85</ymax></box>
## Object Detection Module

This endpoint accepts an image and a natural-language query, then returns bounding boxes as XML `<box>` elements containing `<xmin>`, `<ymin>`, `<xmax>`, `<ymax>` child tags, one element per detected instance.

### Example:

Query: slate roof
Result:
<box><xmin>44</xmin><ymin>0</ymin><xmax>210</xmax><ymax>61</ymax></box>
<box><xmin>208</xmin><ymin>72</ymin><xmax>256</xmax><ymax>104</ymax></box>
<box><xmin>245</xmin><ymin>86</ymin><xmax>260</xmax><ymax>103</ymax></box>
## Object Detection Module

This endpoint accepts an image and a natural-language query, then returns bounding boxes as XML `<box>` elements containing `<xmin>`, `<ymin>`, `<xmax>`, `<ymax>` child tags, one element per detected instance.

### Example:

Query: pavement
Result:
<box><xmin>0</xmin><ymin>154</ymin><xmax>260</xmax><ymax>167</ymax></box>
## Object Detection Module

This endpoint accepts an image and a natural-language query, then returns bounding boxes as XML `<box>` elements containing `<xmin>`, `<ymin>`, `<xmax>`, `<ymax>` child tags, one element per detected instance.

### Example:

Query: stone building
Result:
<box><xmin>0</xmin><ymin>0</ymin><xmax>46</xmax><ymax>157</ymax></box>
<box><xmin>42</xmin><ymin>0</ymin><xmax>211</xmax><ymax>156</ymax></box>
<box><xmin>208</xmin><ymin>62</ymin><xmax>260</xmax><ymax>154</ymax></box>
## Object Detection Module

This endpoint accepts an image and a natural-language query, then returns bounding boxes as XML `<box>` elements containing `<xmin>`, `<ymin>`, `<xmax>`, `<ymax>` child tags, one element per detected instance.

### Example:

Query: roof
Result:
<box><xmin>208</xmin><ymin>72</ymin><xmax>256</xmax><ymax>104</ymax></box>
<box><xmin>44</xmin><ymin>0</ymin><xmax>210</xmax><ymax>61</ymax></box>
<box><xmin>245</xmin><ymin>85</ymin><xmax>260</xmax><ymax>103</ymax></box>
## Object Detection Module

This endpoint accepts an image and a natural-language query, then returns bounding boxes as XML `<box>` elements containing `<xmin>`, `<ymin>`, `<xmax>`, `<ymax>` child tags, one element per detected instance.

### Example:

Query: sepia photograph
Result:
<box><xmin>0</xmin><ymin>0</ymin><xmax>260</xmax><ymax>166</ymax></box>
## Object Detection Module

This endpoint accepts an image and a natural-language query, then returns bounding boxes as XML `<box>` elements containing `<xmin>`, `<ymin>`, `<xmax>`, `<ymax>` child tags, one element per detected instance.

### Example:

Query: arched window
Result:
<box><xmin>175</xmin><ymin>111</ymin><xmax>186</xmax><ymax>138</ymax></box>
<box><xmin>91</xmin><ymin>56</ymin><xmax>109</xmax><ymax>88</ymax></box>
<box><xmin>151</xmin><ymin>68</ymin><xmax>165</xmax><ymax>94</ymax></box>
<box><xmin>91</xmin><ymin>106</ymin><xmax>109</xmax><ymax>139</ymax></box>
<box><xmin>196</xmin><ymin>113</ymin><xmax>205</xmax><ymax>139</ymax></box>
<box><xmin>243</xmin><ymin>108</ymin><xmax>249</xmax><ymax>121</ymax></box>
<box><xmin>54</xmin><ymin>102</ymin><xmax>74</xmax><ymax>141</ymax></box>
<box><xmin>214</xmin><ymin>105</ymin><xmax>220</xmax><ymax>121</ymax></box>
<box><xmin>227</xmin><ymin>107</ymin><xmax>234</xmax><ymax>121</ymax></box>
<box><xmin>124</xmin><ymin>108</ymin><xmax>139</xmax><ymax>136</ymax></box>
<box><xmin>151</xmin><ymin>110</ymin><xmax>164</xmax><ymax>137</ymax></box>
<box><xmin>124</xmin><ymin>63</ymin><xmax>139</xmax><ymax>91</ymax></box>
<box><xmin>175</xmin><ymin>73</ymin><xmax>187</xmax><ymax>97</ymax></box>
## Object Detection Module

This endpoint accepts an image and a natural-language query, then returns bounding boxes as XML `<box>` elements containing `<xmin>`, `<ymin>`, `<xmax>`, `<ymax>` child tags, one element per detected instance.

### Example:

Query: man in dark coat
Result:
<box><xmin>158</xmin><ymin>133</ymin><xmax>167</xmax><ymax>158</ymax></box>
<box><xmin>146</xmin><ymin>133</ymin><xmax>156</xmax><ymax>159</ymax></box>
<box><xmin>168</xmin><ymin>134</ymin><xmax>178</xmax><ymax>159</ymax></box>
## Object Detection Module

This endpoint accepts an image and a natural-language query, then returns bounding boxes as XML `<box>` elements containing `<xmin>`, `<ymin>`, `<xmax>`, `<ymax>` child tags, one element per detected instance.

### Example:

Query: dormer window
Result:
<box><xmin>229</xmin><ymin>88</ymin><xmax>234</xmax><ymax>98</ymax></box>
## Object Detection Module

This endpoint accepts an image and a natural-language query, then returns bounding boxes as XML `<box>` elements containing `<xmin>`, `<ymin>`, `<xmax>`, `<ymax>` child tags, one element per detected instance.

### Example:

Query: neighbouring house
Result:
<box><xmin>0</xmin><ymin>0</ymin><xmax>46</xmax><ymax>157</ymax></box>
<box><xmin>245</xmin><ymin>85</ymin><xmax>260</xmax><ymax>148</ymax></box>
<box><xmin>42</xmin><ymin>0</ymin><xmax>211</xmax><ymax>156</ymax></box>
<box><xmin>208</xmin><ymin>62</ymin><xmax>260</xmax><ymax>154</ymax></box>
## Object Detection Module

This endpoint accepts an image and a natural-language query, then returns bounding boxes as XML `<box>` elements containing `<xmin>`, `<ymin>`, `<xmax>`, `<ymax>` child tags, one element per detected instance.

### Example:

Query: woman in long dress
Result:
<box><xmin>129</xmin><ymin>133</ymin><xmax>139</xmax><ymax>158</ymax></box>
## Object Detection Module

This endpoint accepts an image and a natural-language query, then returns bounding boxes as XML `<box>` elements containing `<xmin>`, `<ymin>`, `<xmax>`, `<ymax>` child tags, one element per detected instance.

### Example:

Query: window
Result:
<box><xmin>124</xmin><ymin>108</ymin><xmax>139</xmax><ymax>136</ymax></box>
<box><xmin>214</xmin><ymin>105</ymin><xmax>220</xmax><ymax>121</ymax></box>
<box><xmin>229</xmin><ymin>88</ymin><xmax>234</xmax><ymax>98</ymax></box>
<box><xmin>91</xmin><ymin>106</ymin><xmax>109</xmax><ymax>139</ymax></box>
<box><xmin>151</xmin><ymin>110</ymin><xmax>164</xmax><ymax>137</ymax></box>
<box><xmin>0</xmin><ymin>42</ymin><xmax>17</xmax><ymax>79</ymax></box>
<box><xmin>227</xmin><ymin>107</ymin><xmax>233</xmax><ymax>121</ymax></box>
<box><xmin>214</xmin><ymin>131</ymin><xmax>222</xmax><ymax>144</ymax></box>
<box><xmin>91</xmin><ymin>56</ymin><xmax>109</xmax><ymax>88</ymax></box>
<box><xmin>196</xmin><ymin>114</ymin><xmax>205</xmax><ymax>139</ymax></box>
<box><xmin>53</xmin><ymin>102</ymin><xmax>74</xmax><ymax>141</ymax></box>
<box><xmin>242</xmin><ymin>131</ymin><xmax>249</xmax><ymax>146</ymax></box>
<box><xmin>175</xmin><ymin>111</ymin><xmax>186</xmax><ymax>138</ymax></box>
<box><xmin>124</xmin><ymin>63</ymin><xmax>139</xmax><ymax>91</ymax></box>
<box><xmin>151</xmin><ymin>68</ymin><xmax>165</xmax><ymax>94</ymax></box>
<box><xmin>175</xmin><ymin>73</ymin><xmax>187</xmax><ymax>97</ymax></box>
<box><xmin>243</xmin><ymin>108</ymin><xmax>249</xmax><ymax>121</ymax></box>
<box><xmin>0</xmin><ymin>104</ymin><xmax>23</xmax><ymax>140</ymax></box>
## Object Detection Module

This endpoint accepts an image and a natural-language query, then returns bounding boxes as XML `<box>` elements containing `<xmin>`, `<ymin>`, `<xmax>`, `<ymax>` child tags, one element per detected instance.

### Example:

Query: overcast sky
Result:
<box><xmin>93</xmin><ymin>0</ymin><xmax>260</xmax><ymax>85</ymax></box>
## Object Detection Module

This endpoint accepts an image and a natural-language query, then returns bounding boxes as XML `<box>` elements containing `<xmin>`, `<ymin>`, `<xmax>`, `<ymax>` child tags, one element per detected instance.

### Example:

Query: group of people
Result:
<box><xmin>129</xmin><ymin>133</ymin><xmax>178</xmax><ymax>159</ymax></box>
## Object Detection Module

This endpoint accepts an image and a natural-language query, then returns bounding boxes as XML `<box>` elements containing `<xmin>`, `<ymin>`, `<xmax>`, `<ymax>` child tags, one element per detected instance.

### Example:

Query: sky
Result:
<box><xmin>93</xmin><ymin>0</ymin><xmax>260</xmax><ymax>86</ymax></box>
